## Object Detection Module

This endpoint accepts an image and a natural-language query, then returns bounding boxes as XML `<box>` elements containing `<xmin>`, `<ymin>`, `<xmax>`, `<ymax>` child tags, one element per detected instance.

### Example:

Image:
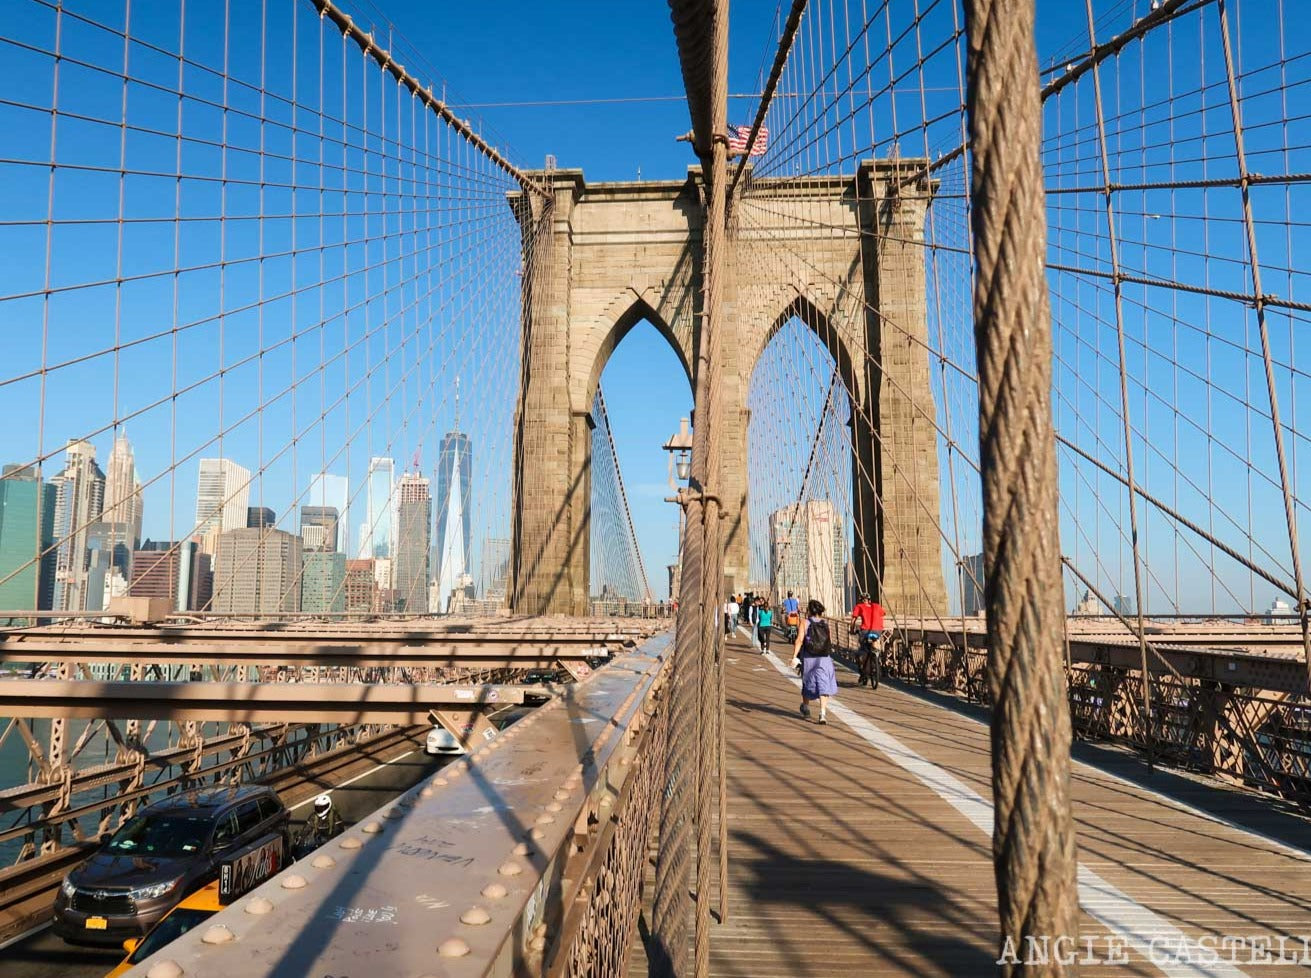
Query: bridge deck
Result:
<box><xmin>680</xmin><ymin>629</ymin><xmax>1311</xmax><ymax>977</ymax></box>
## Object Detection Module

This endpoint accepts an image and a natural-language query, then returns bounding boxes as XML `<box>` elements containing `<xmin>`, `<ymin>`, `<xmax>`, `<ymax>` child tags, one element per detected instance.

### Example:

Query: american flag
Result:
<box><xmin>727</xmin><ymin>124</ymin><xmax>769</xmax><ymax>157</ymax></box>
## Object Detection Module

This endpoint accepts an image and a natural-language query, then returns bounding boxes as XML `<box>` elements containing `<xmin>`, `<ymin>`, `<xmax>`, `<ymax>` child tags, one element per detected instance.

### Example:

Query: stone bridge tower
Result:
<box><xmin>508</xmin><ymin>161</ymin><xmax>946</xmax><ymax>619</ymax></box>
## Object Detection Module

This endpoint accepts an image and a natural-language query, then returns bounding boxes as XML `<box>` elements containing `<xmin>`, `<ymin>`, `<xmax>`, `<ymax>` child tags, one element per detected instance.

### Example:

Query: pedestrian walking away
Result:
<box><xmin>756</xmin><ymin>602</ymin><xmax>773</xmax><ymax>653</ymax></box>
<box><xmin>792</xmin><ymin>599</ymin><xmax>837</xmax><ymax>724</ymax></box>
<box><xmin>724</xmin><ymin>596</ymin><xmax>739</xmax><ymax>637</ymax></box>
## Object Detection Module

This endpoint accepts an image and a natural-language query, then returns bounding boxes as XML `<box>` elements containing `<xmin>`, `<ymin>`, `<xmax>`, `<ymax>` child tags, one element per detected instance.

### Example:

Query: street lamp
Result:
<box><xmin>662</xmin><ymin>418</ymin><xmax>693</xmax><ymax>607</ymax></box>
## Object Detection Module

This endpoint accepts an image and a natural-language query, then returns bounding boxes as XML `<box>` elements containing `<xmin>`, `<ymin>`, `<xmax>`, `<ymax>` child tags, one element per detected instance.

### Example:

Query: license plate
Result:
<box><xmin>84</xmin><ymin>917</ymin><xmax>108</xmax><ymax>930</ymax></box>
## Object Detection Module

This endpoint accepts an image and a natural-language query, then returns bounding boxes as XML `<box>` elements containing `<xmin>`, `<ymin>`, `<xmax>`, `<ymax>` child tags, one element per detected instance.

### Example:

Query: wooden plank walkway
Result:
<box><xmin>638</xmin><ymin>628</ymin><xmax>1311</xmax><ymax>977</ymax></box>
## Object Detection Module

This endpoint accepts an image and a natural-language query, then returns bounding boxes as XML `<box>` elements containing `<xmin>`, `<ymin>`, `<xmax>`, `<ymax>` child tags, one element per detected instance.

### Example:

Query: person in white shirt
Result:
<box><xmin>724</xmin><ymin>597</ymin><xmax>739</xmax><ymax>637</ymax></box>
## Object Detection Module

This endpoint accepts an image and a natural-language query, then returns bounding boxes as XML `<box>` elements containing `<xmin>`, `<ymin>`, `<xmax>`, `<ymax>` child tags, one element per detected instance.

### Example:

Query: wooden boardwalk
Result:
<box><xmin>638</xmin><ymin>628</ymin><xmax>1311</xmax><ymax>977</ymax></box>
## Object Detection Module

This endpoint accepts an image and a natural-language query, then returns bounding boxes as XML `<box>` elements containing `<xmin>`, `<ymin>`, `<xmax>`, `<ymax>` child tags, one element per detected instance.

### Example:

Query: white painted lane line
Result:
<box><xmin>759</xmin><ymin>651</ymin><xmax>1250</xmax><ymax>978</ymax></box>
<box><xmin>288</xmin><ymin>748</ymin><xmax>418</xmax><ymax>811</ymax></box>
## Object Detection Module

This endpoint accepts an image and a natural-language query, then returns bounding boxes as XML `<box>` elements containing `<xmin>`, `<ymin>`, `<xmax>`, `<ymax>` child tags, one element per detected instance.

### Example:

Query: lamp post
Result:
<box><xmin>662</xmin><ymin>418</ymin><xmax>693</xmax><ymax>606</ymax></box>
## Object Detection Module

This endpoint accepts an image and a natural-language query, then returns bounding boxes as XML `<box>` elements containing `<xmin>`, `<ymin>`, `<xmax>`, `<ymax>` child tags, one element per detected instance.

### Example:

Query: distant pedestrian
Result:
<box><xmin>756</xmin><ymin>602</ymin><xmax>773</xmax><ymax>654</ymax></box>
<box><xmin>724</xmin><ymin>596</ymin><xmax>739</xmax><ymax>637</ymax></box>
<box><xmin>792</xmin><ymin>599</ymin><xmax>836</xmax><ymax>724</ymax></box>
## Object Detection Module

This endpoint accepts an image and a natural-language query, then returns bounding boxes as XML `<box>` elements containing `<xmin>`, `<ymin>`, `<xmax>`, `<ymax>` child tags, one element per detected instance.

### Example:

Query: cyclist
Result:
<box><xmin>850</xmin><ymin>593</ymin><xmax>885</xmax><ymax>687</ymax></box>
<box><xmin>781</xmin><ymin>591</ymin><xmax>800</xmax><ymax>642</ymax></box>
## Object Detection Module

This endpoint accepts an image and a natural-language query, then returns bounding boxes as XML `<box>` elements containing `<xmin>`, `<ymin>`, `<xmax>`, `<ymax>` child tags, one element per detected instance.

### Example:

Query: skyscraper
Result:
<box><xmin>0</xmin><ymin>465</ymin><xmax>56</xmax><ymax>622</ymax></box>
<box><xmin>394</xmin><ymin>472</ymin><xmax>431</xmax><ymax>613</ymax></box>
<box><xmin>301</xmin><ymin>551</ymin><xmax>346</xmax><ymax>614</ymax></box>
<box><xmin>962</xmin><ymin>552</ymin><xmax>985</xmax><ymax>616</ymax></box>
<box><xmin>300</xmin><ymin>506</ymin><xmax>339</xmax><ymax>553</ymax></box>
<box><xmin>129</xmin><ymin>540</ymin><xmax>205</xmax><ymax>612</ymax></box>
<box><xmin>435</xmin><ymin>431</ymin><xmax>472</xmax><ymax>612</ymax></box>
<box><xmin>306</xmin><ymin>473</ymin><xmax>348</xmax><ymax>541</ymax></box>
<box><xmin>195</xmin><ymin>459</ymin><xmax>251</xmax><ymax>553</ymax></box>
<box><xmin>246</xmin><ymin>507</ymin><xmax>276</xmax><ymax>529</ymax></box>
<box><xmin>211</xmin><ymin>527</ymin><xmax>302</xmax><ymax>615</ymax></box>
<box><xmin>360</xmin><ymin>457</ymin><xmax>395</xmax><ymax>560</ymax></box>
<box><xmin>480</xmin><ymin>537</ymin><xmax>511</xmax><ymax>603</ymax></box>
<box><xmin>769</xmin><ymin>500</ymin><xmax>844</xmax><ymax>615</ymax></box>
<box><xmin>102</xmin><ymin>433</ymin><xmax>144</xmax><ymax>551</ymax></box>
<box><xmin>51</xmin><ymin>440</ymin><xmax>106</xmax><ymax>612</ymax></box>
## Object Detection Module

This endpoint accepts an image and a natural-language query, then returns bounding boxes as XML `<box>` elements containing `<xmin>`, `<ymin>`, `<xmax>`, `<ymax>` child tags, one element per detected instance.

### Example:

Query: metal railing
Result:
<box><xmin>124</xmin><ymin>631</ymin><xmax>674</xmax><ymax>978</ymax></box>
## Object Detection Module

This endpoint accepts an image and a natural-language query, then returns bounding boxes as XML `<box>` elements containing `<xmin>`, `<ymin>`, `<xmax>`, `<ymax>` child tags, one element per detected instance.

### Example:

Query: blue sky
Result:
<box><xmin>0</xmin><ymin>0</ymin><xmax>1307</xmax><ymax>611</ymax></box>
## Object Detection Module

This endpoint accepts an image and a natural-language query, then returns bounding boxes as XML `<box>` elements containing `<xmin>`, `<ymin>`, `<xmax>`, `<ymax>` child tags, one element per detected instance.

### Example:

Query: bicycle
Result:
<box><xmin>855</xmin><ymin>630</ymin><xmax>882</xmax><ymax>689</ymax></box>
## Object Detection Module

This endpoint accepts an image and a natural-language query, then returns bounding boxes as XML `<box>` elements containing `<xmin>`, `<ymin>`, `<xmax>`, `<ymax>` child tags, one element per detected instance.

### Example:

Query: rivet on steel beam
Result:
<box><xmin>481</xmin><ymin>882</ymin><xmax>508</xmax><ymax>899</ymax></box>
<box><xmin>433</xmin><ymin>777</ymin><xmax>448</xmax><ymax>786</ymax></box>
<box><xmin>437</xmin><ymin>938</ymin><xmax>471</xmax><ymax>958</ymax></box>
<box><xmin>420</xmin><ymin>786</ymin><xmax>434</xmax><ymax>798</ymax></box>
<box><xmin>311</xmin><ymin>854</ymin><xmax>336</xmax><ymax>869</ymax></box>
<box><xmin>146</xmin><ymin>961</ymin><xmax>184</xmax><ymax>978</ymax></box>
<box><xmin>460</xmin><ymin>906</ymin><xmax>491</xmax><ymax>925</ymax></box>
<box><xmin>339</xmin><ymin>837</ymin><xmax>363</xmax><ymax>850</ymax></box>
<box><xmin>546</xmin><ymin>802</ymin><xmax>562</xmax><ymax>813</ymax></box>
<box><xmin>512</xmin><ymin>842</ymin><xmax>532</xmax><ymax>856</ymax></box>
<box><xmin>362</xmin><ymin>822</ymin><xmax>384</xmax><ymax>834</ymax></box>
<box><xmin>244</xmin><ymin>897</ymin><xmax>274</xmax><ymax>915</ymax></box>
<box><xmin>529</xmin><ymin>827</ymin><xmax>546</xmax><ymax>841</ymax></box>
<box><xmin>535</xmin><ymin>814</ymin><xmax>555</xmax><ymax>825</ymax></box>
<box><xmin>498</xmin><ymin>860</ymin><xmax>523</xmax><ymax>877</ymax></box>
<box><xmin>553</xmin><ymin>789</ymin><xmax>570</xmax><ymax>801</ymax></box>
<box><xmin>201</xmin><ymin>924</ymin><xmax>235</xmax><ymax>945</ymax></box>
<box><xmin>384</xmin><ymin>808</ymin><xmax>404</xmax><ymax>820</ymax></box>
<box><xmin>281</xmin><ymin>874</ymin><xmax>308</xmax><ymax>890</ymax></box>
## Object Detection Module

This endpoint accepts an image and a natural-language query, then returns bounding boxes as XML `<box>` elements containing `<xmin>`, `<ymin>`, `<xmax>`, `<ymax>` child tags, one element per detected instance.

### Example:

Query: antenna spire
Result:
<box><xmin>454</xmin><ymin>376</ymin><xmax>461</xmax><ymax>432</ymax></box>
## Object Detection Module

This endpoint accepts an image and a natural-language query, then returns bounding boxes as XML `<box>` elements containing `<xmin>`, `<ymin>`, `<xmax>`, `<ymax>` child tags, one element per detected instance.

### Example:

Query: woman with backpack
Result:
<box><xmin>791</xmin><ymin>598</ymin><xmax>837</xmax><ymax>724</ymax></box>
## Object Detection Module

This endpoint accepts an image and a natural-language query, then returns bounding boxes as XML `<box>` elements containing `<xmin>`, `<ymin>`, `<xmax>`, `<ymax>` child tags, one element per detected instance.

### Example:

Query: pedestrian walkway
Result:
<box><xmin>696</xmin><ymin>627</ymin><xmax>1311</xmax><ymax>977</ymax></box>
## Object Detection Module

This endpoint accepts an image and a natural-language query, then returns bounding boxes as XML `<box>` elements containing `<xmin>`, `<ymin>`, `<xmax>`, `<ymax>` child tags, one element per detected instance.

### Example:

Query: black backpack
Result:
<box><xmin>804</xmin><ymin>619</ymin><xmax>832</xmax><ymax>657</ymax></box>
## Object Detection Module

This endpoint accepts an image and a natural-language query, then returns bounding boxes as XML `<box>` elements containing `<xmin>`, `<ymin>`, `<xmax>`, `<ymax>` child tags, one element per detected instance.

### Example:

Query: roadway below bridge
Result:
<box><xmin>0</xmin><ymin>731</ymin><xmax>453</xmax><ymax>978</ymax></box>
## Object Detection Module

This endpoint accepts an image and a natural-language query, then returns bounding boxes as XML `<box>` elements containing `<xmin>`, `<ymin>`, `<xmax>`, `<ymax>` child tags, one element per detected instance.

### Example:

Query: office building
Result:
<box><xmin>211</xmin><ymin>527</ymin><xmax>302</xmax><ymax>615</ymax></box>
<box><xmin>435</xmin><ymin>431</ymin><xmax>472</xmax><ymax>611</ymax></box>
<box><xmin>195</xmin><ymin>459</ymin><xmax>251</xmax><ymax>553</ymax></box>
<box><xmin>1111</xmin><ymin>593</ymin><xmax>1135</xmax><ymax>617</ymax></box>
<box><xmin>129</xmin><ymin>540</ymin><xmax>206</xmax><ymax>612</ymax></box>
<box><xmin>768</xmin><ymin>500</ymin><xmax>844</xmax><ymax>616</ymax></box>
<box><xmin>481</xmin><ymin>537</ymin><xmax>511</xmax><ymax>603</ymax></box>
<box><xmin>306</xmin><ymin>473</ymin><xmax>348</xmax><ymax>536</ymax></box>
<box><xmin>962</xmin><ymin>552</ymin><xmax>985</xmax><ymax>616</ymax></box>
<box><xmin>359</xmin><ymin>457</ymin><xmax>395</xmax><ymax>560</ymax></box>
<box><xmin>394</xmin><ymin>472</ymin><xmax>431</xmax><ymax>613</ymax></box>
<box><xmin>246</xmin><ymin>507</ymin><xmax>276</xmax><ymax>530</ymax></box>
<box><xmin>85</xmin><ymin>521</ymin><xmax>135</xmax><ymax>612</ymax></box>
<box><xmin>344</xmin><ymin>559</ymin><xmax>378</xmax><ymax>614</ymax></box>
<box><xmin>51</xmin><ymin>440</ymin><xmax>106</xmax><ymax>612</ymax></box>
<box><xmin>0</xmin><ymin>465</ymin><xmax>56</xmax><ymax>622</ymax></box>
<box><xmin>300</xmin><ymin>506</ymin><xmax>339</xmax><ymax>553</ymax></box>
<box><xmin>301</xmin><ymin>551</ymin><xmax>346</xmax><ymax>614</ymax></box>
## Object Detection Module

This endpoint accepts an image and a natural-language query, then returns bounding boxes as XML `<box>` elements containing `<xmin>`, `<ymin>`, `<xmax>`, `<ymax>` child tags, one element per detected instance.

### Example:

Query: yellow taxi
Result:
<box><xmin>104</xmin><ymin>829</ymin><xmax>285</xmax><ymax>977</ymax></box>
<box><xmin>104</xmin><ymin>879</ymin><xmax>224</xmax><ymax>977</ymax></box>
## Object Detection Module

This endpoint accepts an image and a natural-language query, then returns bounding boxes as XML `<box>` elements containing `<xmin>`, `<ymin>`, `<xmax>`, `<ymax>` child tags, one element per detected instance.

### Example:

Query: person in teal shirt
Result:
<box><xmin>756</xmin><ymin>601</ymin><xmax>774</xmax><ymax>653</ymax></box>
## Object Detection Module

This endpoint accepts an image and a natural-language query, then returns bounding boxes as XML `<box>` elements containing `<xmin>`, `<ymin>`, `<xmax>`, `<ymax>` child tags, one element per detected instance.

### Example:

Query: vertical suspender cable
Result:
<box><xmin>961</xmin><ymin>0</ymin><xmax>1081</xmax><ymax>972</ymax></box>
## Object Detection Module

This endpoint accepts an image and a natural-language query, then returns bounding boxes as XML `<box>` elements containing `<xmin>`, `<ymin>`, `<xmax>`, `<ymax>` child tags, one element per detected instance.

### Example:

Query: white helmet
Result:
<box><xmin>313</xmin><ymin>794</ymin><xmax>332</xmax><ymax>815</ymax></box>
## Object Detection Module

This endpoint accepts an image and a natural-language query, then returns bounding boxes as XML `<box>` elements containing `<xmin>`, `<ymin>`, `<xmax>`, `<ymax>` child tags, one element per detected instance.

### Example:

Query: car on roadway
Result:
<box><xmin>425</xmin><ymin>724</ymin><xmax>467</xmax><ymax>755</ymax></box>
<box><xmin>102</xmin><ymin>828</ymin><xmax>286</xmax><ymax>978</ymax></box>
<box><xmin>53</xmin><ymin>784</ymin><xmax>290</xmax><ymax>946</ymax></box>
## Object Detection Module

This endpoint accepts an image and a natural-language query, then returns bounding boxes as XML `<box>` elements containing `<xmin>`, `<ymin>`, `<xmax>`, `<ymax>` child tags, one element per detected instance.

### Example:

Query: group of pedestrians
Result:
<box><xmin>716</xmin><ymin>589</ymin><xmax>887</xmax><ymax>729</ymax></box>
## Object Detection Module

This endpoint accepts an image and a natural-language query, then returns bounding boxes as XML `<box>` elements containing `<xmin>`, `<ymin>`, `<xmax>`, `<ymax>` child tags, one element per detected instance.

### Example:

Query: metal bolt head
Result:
<box><xmin>311</xmin><ymin>854</ymin><xmax>336</xmax><ymax>869</ymax></box>
<box><xmin>553</xmin><ymin>789</ymin><xmax>570</xmax><ymax>801</ymax></box>
<box><xmin>146</xmin><ymin>961</ymin><xmax>184</xmax><ymax>978</ymax></box>
<box><xmin>545</xmin><ymin>802</ymin><xmax>562</xmax><ymax>813</ymax></box>
<box><xmin>244</xmin><ymin>897</ymin><xmax>274</xmax><ymax>915</ymax></box>
<box><xmin>437</xmin><ymin>937</ymin><xmax>471</xmax><ymax>958</ymax></box>
<box><xmin>481</xmin><ymin>883</ymin><xmax>508</xmax><ymax>899</ymax></box>
<box><xmin>201</xmin><ymin>924</ymin><xmax>235</xmax><ymax>945</ymax></box>
<box><xmin>498</xmin><ymin>860</ymin><xmax>523</xmax><ymax>877</ymax></box>
<box><xmin>339</xmin><ymin>836</ymin><xmax>363</xmax><ymax>850</ymax></box>
<box><xmin>433</xmin><ymin>777</ymin><xmax>448</xmax><ymax>786</ymax></box>
<box><xmin>529</xmin><ymin>827</ymin><xmax>546</xmax><ymax>840</ymax></box>
<box><xmin>512</xmin><ymin>842</ymin><xmax>532</xmax><ymax>856</ymax></box>
<box><xmin>460</xmin><ymin>906</ymin><xmax>491</xmax><ymax>926</ymax></box>
<box><xmin>362</xmin><ymin>821</ymin><xmax>384</xmax><ymax>834</ymax></box>
<box><xmin>420</xmin><ymin>786</ymin><xmax>434</xmax><ymax>798</ymax></box>
<box><xmin>280</xmin><ymin>874</ymin><xmax>308</xmax><ymax>890</ymax></box>
<box><xmin>534</xmin><ymin>814</ymin><xmax>555</xmax><ymax>825</ymax></box>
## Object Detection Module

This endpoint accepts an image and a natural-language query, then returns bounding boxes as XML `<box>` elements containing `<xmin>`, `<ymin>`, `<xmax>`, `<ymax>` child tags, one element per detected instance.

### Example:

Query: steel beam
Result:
<box><xmin>0</xmin><ymin>640</ymin><xmax>611</xmax><ymax>669</ymax></box>
<box><xmin>0</xmin><ymin>680</ymin><xmax>537</xmax><ymax>724</ymax></box>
